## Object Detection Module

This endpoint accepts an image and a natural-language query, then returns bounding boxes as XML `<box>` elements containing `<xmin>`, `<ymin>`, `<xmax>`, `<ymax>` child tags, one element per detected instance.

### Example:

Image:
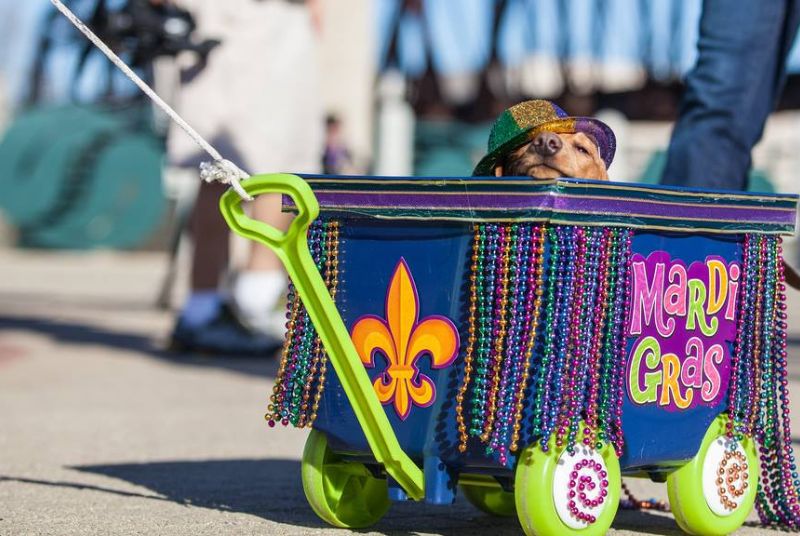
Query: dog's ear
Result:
<box><xmin>494</xmin><ymin>165</ymin><xmax>504</xmax><ymax>177</ymax></box>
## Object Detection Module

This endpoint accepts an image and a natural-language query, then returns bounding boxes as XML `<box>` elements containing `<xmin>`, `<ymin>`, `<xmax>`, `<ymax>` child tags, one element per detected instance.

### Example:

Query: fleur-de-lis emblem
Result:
<box><xmin>351</xmin><ymin>258</ymin><xmax>459</xmax><ymax>420</ymax></box>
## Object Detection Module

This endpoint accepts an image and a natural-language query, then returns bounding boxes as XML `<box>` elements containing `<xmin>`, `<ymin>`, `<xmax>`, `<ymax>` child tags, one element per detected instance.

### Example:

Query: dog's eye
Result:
<box><xmin>575</xmin><ymin>145</ymin><xmax>590</xmax><ymax>156</ymax></box>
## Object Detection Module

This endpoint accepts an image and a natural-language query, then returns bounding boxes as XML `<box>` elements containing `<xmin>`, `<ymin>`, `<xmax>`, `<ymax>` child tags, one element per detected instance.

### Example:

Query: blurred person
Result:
<box><xmin>321</xmin><ymin>113</ymin><xmax>356</xmax><ymax>174</ymax></box>
<box><xmin>168</xmin><ymin>0</ymin><xmax>324</xmax><ymax>354</ymax></box>
<box><xmin>661</xmin><ymin>0</ymin><xmax>800</xmax><ymax>191</ymax></box>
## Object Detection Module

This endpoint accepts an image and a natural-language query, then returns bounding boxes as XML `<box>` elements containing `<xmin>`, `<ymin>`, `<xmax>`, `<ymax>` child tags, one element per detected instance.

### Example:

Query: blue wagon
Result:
<box><xmin>221</xmin><ymin>174</ymin><xmax>799</xmax><ymax>536</ymax></box>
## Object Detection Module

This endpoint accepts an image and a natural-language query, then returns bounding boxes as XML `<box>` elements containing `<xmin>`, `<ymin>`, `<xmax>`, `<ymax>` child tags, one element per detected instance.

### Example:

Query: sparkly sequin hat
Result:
<box><xmin>472</xmin><ymin>99</ymin><xmax>616</xmax><ymax>176</ymax></box>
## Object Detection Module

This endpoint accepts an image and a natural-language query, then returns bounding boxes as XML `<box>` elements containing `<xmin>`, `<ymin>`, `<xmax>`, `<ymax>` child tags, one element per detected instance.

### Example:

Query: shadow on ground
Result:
<box><xmin>73</xmin><ymin>459</ymin><xmax>319</xmax><ymax>528</ymax></box>
<box><xmin>2</xmin><ymin>457</ymin><xmax>687</xmax><ymax>536</ymax></box>
<box><xmin>0</xmin><ymin>315</ymin><xmax>279</xmax><ymax>379</ymax></box>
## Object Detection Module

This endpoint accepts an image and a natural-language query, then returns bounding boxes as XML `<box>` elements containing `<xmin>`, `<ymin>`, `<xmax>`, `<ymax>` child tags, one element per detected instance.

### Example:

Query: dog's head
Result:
<box><xmin>494</xmin><ymin>130</ymin><xmax>609</xmax><ymax>181</ymax></box>
<box><xmin>472</xmin><ymin>100</ymin><xmax>615</xmax><ymax>179</ymax></box>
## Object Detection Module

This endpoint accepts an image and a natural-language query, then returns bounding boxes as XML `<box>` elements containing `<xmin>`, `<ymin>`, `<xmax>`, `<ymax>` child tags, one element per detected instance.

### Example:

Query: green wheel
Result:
<box><xmin>301</xmin><ymin>429</ymin><xmax>391</xmax><ymax>528</ymax></box>
<box><xmin>514</xmin><ymin>428</ymin><xmax>621</xmax><ymax>536</ymax></box>
<box><xmin>667</xmin><ymin>414</ymin><xmax>758</xmax><ymax>536</ymax></box>
<box><xmin>460</xmin><ymin>475</ymin><xmax>516</xmax><ymax>516</ymax></box>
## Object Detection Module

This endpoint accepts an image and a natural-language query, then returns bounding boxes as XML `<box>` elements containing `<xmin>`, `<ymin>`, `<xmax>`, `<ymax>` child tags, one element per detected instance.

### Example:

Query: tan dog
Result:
<box><xmin>492</xmin><ymin>131</ymin><xmax>609</xmax><ymax>181</ymax></box>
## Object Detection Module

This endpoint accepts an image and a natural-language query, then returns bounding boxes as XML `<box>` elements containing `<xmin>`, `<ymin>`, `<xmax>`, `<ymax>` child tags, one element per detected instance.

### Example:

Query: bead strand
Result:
<box><xmin>545</xmin><ymin>226</ymin><xmax>577</xmax><ymax>448</ymax></box>
<box><xmin>490</xmin><ymin>224</ymin><xmax>532</xmax><ymax>462</ymax></box>
<box><xmin>456</xmin><ymin>224</ymin><xmax>483</xmax><ymax>452</ymax></box>
<box><xmin>570</xmin><ymin>228</ymin><xmax>602</xmax><ymax>451</ymax></box>
<box><xmin>471</xmin><ymin>224</ymin><xmax>498</xmax><ymax>435</ymax></box>
<box><xmin>510</xmin><ymin>224</ymin><xmax>546</xmax><ymax>452</ymax></box>
<box><xmin>307</xmin><ymin>221</ymin><xmax>339</xmax><ymax>426</ymax></box>
<box><xmin>288</xmin><ymin>224</ymin><xmax>325</xmax><ymax>425</ymax></box>
<box><xmin>611</xmin><ymin>229</ymin><xmax>633</xmax><ymax>455</ymax></box>
<box><xmin>266</xmin><ymin>219</ymin><xmax>339</xmax><ymax>429</ymax></box>
<box><xmin>728</xmin><ymin>234</ymin><xmax>751</xmax><ymax>437</ymax></box>
<box><xmin>268</xmin><ymin>282</ymin><xmax>301</xmax><ymax>427</ymax></box>
<box><xmin>596</xmin><ymin>229</ymin><xmax>619</xmax><ymax>445</ymax></box>
<box><xmin>298</xmin><ymin>222</ymin><xmax>332</xmax><ymax>427</ymax></box>
<box><xmin>557</xmin><ymin>227</ymin><xmax>588</xmax><ymax>451</ymax></box>
<box><xmin>585</xmin><ymin>229</ymin><xmax>611</xmax><ymax>448</ymax></box>
<box><xmin>482</xmin><ymin>225</ymin><xmax>513</xmax><ymax>442</ymax></box>
<box><xmin>532</xmin><ymin>226</ymin><xmax>560</xmax><ymax>442</ymax></box>
<box><xmin>748</xmin><ymin>236</ymin><xmax>767</xmax><ymax>436</ymax></box>
<box><xmin>536</xmin><ymin>227</ymin><xmax>569</xmax><ymax>450</ymax></box>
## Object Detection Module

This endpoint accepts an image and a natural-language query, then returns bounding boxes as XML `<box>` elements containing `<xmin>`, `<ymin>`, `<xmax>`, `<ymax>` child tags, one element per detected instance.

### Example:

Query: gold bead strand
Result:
<box><xmin>456</xmin><ymin>224</ymin><xmax>482</xmax><ymax>453</ymax></box>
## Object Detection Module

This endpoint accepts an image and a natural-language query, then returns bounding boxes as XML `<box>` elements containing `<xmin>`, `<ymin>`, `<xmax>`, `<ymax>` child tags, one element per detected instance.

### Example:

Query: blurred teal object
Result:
<box><xmin>414</xmin><ymin>120</ymin><xmax>490</xmax><ymax>176</ymax></box>
<box><xmin>0</xmin><ymin>1</ymin><xmax>168</xmax><ymax>249</ymax></box>
<box><xmin>638</xmin><ymin>150</ymin><xmax>775</xmax><ymax>193</ymax></box>
<box><xmin>0</xmin><ymin>103</ymin><xmax>166</xmax><ymax>249</ymax></box>
<box><xmin>0</xmin><ymin>106</ymin><xmax>118</xmax><ymax>226</ymax></box>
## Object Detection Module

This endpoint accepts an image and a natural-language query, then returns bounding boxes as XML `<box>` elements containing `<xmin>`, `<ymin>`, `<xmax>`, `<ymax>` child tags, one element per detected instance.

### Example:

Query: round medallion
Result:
<box><xmin>552</xmin><ymin>444</ymin><xmax>610</xmax><ymax>529</ymax></box>
<box><xmin>702</xmin><ymin>436</ymin><xmax>750</xmax><ymax>516</ymax></box>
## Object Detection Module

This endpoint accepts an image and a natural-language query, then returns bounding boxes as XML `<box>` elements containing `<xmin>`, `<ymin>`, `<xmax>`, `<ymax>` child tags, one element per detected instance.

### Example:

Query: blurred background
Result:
<box><xmin>2</xmin><ymin>0</ymin><xmax>800</xmax><ymax>252</ymax></box>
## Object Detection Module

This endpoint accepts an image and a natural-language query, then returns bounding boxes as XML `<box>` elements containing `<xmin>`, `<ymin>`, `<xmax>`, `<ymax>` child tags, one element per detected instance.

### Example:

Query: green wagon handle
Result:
<box><xmin>219</xmin><ymin>173</ymin><xmax>425</xmax><ymax>501</ymax></box>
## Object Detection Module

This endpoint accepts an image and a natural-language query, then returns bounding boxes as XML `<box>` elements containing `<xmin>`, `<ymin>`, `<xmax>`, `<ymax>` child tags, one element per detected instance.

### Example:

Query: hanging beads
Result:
<box><xmin>557</xmin><ymin>226</ymin><xmax>586</xmax><ymax>452</ymax></box>
<box><xmin>470</xmin><ymin>224</ymin><xmax>499</xmax><ymax>436</ymax></box>
<box><xmin>541</xmin><ymin>226</ymin><xmax>575</xmax><ymax>449</ymax></box>
<box><xmin>726</xmin><ymin>234</ymin><xmax>800</xmax><ymax>531</ymax></box>
<box><xmin>481</xmin><ymin>224</ymin><xmax>513</xmax><ymax>443</ymax></box>
<box><xmin>509</xmin><ymin>225</ymin><xmax>546</xmax><ymax>453</ymax></box>
<box><xmin>610</xmin><ymin>229</ymin><xmax>633</xmax><ymax>456</ymax></box>
<box><xmin>585</xmin><ymin>229</ymin><xmax>611</xmax><ymax>449</ymax></box>
<box><xmin>458</xmin><ymin>223</ymin><xmax>633</xmax><ymax>459</ymax></box>
<box><xmin>456</xmin><ymin>224</ymin><xmax>484</xmax><ymax>453</ymax></box>
<box><xmin>490</xmin><ymin>224</ymin><xmax>533</xmax><ymax>463</ymax></box>
<box><xmin>267</xmin><ymin>285</ymin><xmax>301</xmax><ymax>427</ymax></box>
<box><xmin>531</xmin><ymin>226</ymin><xmax>563</xmax><ymax>449</ymax></box>
<box><xmin>267</xmin><ymin>219</ymin><xmax>341</xmax><ymax>428</ymax></box>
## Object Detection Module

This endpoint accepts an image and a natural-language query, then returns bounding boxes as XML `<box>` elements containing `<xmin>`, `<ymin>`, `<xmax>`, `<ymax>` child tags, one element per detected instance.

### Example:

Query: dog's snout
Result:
<box><xmin>531</xmin><ymin>131</ymin><xmax>562</xmax><ymax>157</ymax></box>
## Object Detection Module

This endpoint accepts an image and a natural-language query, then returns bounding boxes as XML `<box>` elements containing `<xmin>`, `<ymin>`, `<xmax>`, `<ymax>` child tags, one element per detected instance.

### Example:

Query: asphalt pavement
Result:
<box><xmin>1</xmin><ymin>249</ymin><xmax>796</xmax><ymax>535</ymax></box>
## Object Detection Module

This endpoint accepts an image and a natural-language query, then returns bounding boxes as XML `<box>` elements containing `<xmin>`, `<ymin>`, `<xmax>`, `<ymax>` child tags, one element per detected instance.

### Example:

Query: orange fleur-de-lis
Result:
<box><xmin>351</xmin><ymin>258</ymin><xmax>459</xmax><ymax>420</ymax></box>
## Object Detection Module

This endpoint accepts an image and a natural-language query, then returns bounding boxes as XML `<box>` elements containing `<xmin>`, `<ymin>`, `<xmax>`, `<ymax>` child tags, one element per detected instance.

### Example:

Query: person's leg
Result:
<box><xmin>228</xmin><ymin>0</ymin><xmax>323</xmax><ymax>337</ymax></box>
<box><xmin>172</xmin><ymin>179</ymin><xmax>282</xmax><ymax>354</ymax></box>
<box><xmin>662</xmin><ymin>0</ymin><xmax>800</xmax><ymax>190</ymax></box>
<box><xmin>244</xmin><ymin>194</ymin><xmax>291</xmax><ymax>273</ymax></box>
<box><xmin>177</xmin><ymin>181</ymin><xmax>229</xmax><ymax>328</ymax></box>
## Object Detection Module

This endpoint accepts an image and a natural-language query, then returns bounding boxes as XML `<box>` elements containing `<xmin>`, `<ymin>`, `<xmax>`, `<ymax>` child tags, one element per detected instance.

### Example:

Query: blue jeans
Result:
<box><xmin>662</xmin><ymin>0</ymin><xmax>800</xmax><ymax>191</ymax></box>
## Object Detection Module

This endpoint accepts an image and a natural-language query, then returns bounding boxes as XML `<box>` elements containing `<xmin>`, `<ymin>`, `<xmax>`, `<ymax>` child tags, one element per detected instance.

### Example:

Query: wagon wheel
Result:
<box><xmin>301</xmin><ymin>429</ymin><xmax>391</xmax><ymax>528</ymax></box>
<box><xmin>514</xmin><ymin>426</ymin><xmax>621</xmax><ymax>536</ymax></box>
<box><xmin>667</xmin><ymin>414</ymin><xmax>758</xmax><ymax>536</ymax></box>
<box><xmin>460</xmin><ymin>475</ymin><xmax>516</xmax><ymax>516</ymax></box>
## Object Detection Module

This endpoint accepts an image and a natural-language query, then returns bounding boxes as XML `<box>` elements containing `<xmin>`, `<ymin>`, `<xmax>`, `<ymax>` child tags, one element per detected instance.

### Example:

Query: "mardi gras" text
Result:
<box><xmin>626</xmin><ymin>252</ymin><xmax>738</xmax><ymax>411</ymax></box>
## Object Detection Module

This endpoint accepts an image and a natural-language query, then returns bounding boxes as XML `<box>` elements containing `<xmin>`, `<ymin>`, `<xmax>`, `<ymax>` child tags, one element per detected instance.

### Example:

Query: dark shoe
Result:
<box><xmin>169</xmin><ymin>305</ymin><xmax>283</xmax><ymax>356</ymax></box>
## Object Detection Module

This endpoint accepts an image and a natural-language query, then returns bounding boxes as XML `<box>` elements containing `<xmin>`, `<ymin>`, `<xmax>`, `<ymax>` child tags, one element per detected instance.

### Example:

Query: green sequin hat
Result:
<box><xmin>472</xmin><ymin>99</ymin><xmax>616</xmax><ymax>176</ymax></box>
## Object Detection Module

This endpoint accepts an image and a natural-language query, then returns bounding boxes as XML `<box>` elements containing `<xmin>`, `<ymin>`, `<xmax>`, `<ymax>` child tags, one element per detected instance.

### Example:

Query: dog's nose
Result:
<box><xmin>531</xmin><ymin>131</ymin><xmax>562</xmax><ymax>157</ymax></box>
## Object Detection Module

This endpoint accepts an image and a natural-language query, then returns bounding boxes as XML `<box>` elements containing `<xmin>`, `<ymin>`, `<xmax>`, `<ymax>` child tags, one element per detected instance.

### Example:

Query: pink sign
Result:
<box><xmin>626</xmin><ymin>251</ymin><xmax>740</xmax><ymax>411</ymax></box>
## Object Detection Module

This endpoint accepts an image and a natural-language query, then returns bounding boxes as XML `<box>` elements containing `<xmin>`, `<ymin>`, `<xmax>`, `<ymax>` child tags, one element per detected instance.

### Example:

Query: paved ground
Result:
<box><xmin>1</xmin><ymin>248</ymin><xmax>799</xmax><ymax>535</ymax></box>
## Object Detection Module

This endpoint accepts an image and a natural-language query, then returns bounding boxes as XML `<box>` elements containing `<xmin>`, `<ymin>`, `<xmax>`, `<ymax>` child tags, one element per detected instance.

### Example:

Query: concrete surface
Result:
<box><xmin>1</xmin><ymin>249</ymin><xmax>798</xmax><ymax>535</ymax></box>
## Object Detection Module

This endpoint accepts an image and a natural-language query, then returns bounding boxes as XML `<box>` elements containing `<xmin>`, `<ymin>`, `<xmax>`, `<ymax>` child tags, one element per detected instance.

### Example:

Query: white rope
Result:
<box><xmin>48</xmin><ymin>0</ymin><xmax>254</xmax><ymax>201</ymax></box>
